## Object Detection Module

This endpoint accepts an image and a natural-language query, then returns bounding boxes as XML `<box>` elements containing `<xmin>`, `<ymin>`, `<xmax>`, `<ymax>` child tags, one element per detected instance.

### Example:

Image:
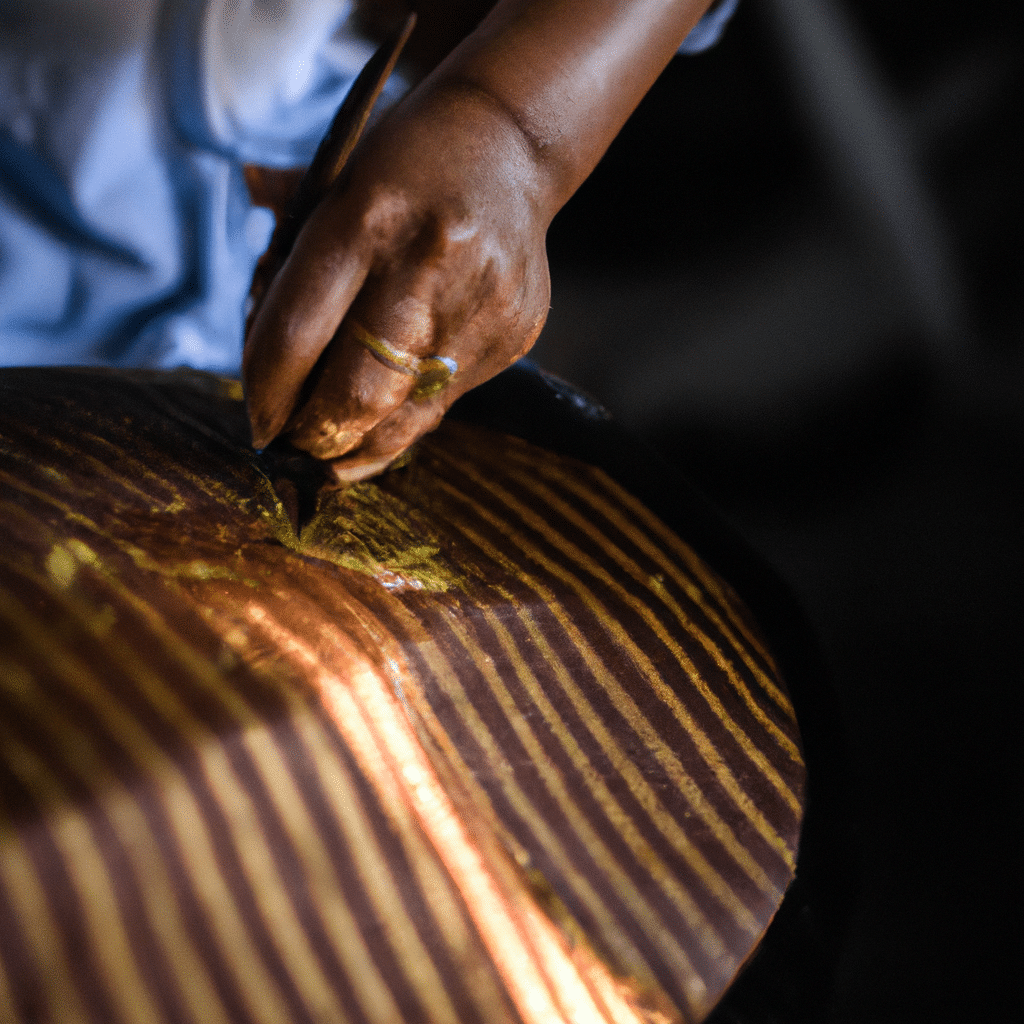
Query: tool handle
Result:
<box><xmin>246</xmin><ymin>13</ymin><xmax>416</xmax><ymax>328</ymax></box>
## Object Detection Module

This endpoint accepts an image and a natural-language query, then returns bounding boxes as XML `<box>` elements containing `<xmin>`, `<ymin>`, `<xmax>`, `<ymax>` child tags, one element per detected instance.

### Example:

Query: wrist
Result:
<box><xmin>397</xmin><ymin>74</ymin><xmax>567</xmax><ymax>227</ymax></box>
<box><xmin>414</xmin><ymin>0</ymin><xmax>716</xmax><ymax>211</ymax></box>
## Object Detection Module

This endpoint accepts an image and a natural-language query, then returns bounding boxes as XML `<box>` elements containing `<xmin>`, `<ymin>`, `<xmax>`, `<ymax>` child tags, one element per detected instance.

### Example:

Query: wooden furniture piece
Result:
<box><xmin>0</xmin><ymin>366</ymin><xmax>805</xmax><ymax>1023</ymax></box>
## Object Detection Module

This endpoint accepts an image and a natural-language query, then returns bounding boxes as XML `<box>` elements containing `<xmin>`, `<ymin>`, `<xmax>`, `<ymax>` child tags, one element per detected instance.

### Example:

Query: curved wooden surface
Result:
<box><xmin>0</xmin><ymin>367</ymin><xmax>805</xmax><ymax>1024</ymax></box>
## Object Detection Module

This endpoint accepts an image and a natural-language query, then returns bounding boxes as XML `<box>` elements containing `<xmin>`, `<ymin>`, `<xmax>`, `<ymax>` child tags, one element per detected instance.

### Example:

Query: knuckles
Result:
<box><xmin>271</xmin><ymin>107</ymin><xmax>552</xmax><ymax>468</ymax></box>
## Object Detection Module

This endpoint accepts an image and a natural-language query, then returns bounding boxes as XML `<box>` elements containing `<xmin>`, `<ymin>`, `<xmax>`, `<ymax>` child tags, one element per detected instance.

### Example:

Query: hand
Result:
<box><xmin>244</xmin><ymin>0</ymin><xmax>712</xmax><ymax>483</ymax></box>
<box><xmin>242</xmin><ymin>80</ymin><xmax>553</xmax><ymax>484</ymax></box>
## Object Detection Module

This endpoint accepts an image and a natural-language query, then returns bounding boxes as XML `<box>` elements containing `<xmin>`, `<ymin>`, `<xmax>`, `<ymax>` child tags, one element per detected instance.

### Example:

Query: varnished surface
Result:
<box><xmin>0</xmin><ymin>367</ymin><xmax>804</xmax><ymax>1023</ymax></box>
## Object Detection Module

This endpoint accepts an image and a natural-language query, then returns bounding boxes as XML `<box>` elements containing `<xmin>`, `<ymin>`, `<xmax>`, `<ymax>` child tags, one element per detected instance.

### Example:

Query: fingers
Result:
<box><xmin>283</xmin><ymin>323</ymin><xmax>420</xmax><ymax>460</ymax></box>
<box><xmin>282</xmin><ymin>234</ymin><xmax>550</xmax><ymax>474</ymax></box>
<box><xmin>242</xmin><ymin>199</ymin><xmax>371</xmax><ymax>450</ymax></box>
<box><xmin>323</xmin><ymin>400</ymin><xmax>449</xmax><ymax>485</ymax></box>
<box><xmin>283</xmin><ymin>281</ymin><xmax>454</xmax><ymax>460</ymax></box>
<box><xmin>290</xmin><ymin>304</ymin><xmax>537</xmax><ymax>482</ymax></box>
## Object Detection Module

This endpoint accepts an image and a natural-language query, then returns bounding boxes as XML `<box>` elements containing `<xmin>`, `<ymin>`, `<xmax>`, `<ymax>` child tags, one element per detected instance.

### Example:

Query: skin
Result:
<box><xmin>243</xmin><ymin>0</ymin><xmax>716</xmax><ymax>484</ymax></box>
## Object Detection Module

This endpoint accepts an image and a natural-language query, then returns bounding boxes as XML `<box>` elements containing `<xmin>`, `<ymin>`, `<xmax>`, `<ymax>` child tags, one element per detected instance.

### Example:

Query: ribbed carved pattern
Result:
<box><xmin>0</xmin><ymin>368</ymin><xmax>804</xmax><ymax>1024</ymax></box>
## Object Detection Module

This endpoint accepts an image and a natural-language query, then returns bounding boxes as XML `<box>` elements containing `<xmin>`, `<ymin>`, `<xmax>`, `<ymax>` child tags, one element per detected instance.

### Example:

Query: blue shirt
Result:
<box><xmin>0</xmin><ymin>0</ymin><xmax>737</xmax><ymax>373</ymax></box>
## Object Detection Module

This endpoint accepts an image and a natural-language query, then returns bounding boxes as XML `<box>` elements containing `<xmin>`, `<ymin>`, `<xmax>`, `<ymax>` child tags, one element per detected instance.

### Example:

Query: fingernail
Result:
<box><xmin>248</xmin><ymin>416</ymin><xmax>279</xmax><ymax>452</ymax></box>
<box><xmin>328</xmin><ymin>455</ymin><xmax>395</xmax><ymax>484</ymax></box>
<box><xmin>289</xmin><ymin>423</ymin><xmax>362</xmax><ymax>461</ymax></box>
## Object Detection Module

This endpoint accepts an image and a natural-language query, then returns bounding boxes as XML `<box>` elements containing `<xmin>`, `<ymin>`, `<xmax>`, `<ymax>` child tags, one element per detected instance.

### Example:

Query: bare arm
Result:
<box><xmin>243</xmin><ymin>0</ymin><xmax>714</xmax><ymax>482</ymax></box>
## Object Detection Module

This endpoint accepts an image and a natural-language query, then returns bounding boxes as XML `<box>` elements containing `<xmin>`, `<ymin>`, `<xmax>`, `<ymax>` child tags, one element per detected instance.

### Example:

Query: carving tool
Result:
<box><xmin>248</xmin><ymin>13</ymin><xmax>416</xmax><ymax>533</ymax></box>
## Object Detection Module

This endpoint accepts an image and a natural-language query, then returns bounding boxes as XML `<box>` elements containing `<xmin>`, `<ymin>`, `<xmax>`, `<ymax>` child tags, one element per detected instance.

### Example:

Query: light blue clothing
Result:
<box><xmin>679</xmin><ymin>0</ymin><xmax>739</xmax><ymax>54</ymax></box>
<box><xmin>0</xmin><ymin>0</ymin><xmax>737</xmax><ymax>373</ymax></box>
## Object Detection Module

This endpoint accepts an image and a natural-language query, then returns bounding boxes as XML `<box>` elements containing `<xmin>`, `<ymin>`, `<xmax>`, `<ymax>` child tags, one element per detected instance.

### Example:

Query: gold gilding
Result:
<box><xmin>1</xmin><ymin>366</ymin><xmax>806</xmax><ymax>1024</ymax></box>
<box><xmin>293</xmin><ymin>479</ymin><xmax>464</xmax><ymax>593</ymax></box>
<box><xmin>38</xmin><ymin>368</ymin><xmax>462</xmax><ymax>596</ymax></box>
<box><xmin>45</xmin><ymin>545</ymin><xmax>77</xmax><ymax>589</ymax></box>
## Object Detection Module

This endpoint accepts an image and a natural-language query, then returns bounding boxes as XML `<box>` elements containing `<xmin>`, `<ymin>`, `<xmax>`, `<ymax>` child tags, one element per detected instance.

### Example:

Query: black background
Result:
<box><xmin>532</xmin><ymin>1</ymin><xmax>1023</xmax><ymax>1019</ymax></box>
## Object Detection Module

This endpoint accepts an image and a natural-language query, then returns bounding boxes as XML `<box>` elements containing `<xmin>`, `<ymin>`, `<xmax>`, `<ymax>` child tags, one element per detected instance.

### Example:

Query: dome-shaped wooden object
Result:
<box><xmin>0</xmin><ymin>367</ymin><xmax>804</xmax><ymax>1024</ymax></box>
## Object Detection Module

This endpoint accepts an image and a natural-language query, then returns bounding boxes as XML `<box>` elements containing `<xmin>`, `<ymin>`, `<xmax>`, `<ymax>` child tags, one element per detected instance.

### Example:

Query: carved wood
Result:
<box><xmin>0</xmin><ymin>367</ymin><xmax>804</xmax><ymax>1023</ymax></box>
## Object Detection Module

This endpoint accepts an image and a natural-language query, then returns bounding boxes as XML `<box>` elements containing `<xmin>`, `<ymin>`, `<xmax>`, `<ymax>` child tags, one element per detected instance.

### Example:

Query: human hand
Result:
<box><xmin>242</xmin><ymin>80</ymin><xmax>553</xmax><ymax>484</ymax></box>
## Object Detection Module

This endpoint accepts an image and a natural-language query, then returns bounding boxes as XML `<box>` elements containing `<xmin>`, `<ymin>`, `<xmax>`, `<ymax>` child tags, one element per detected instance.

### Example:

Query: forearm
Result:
<box><xmin>419</xmin><ymin>0</ymin><xmax>715</xmax><ymax>217</ymax></box>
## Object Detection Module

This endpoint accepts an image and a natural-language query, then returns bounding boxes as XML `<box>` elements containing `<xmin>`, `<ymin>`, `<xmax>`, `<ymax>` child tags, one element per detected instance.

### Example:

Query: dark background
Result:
<box><xmin>531</xmin><ymin>1</ymin><xmax>1022</xmax><ymax>1020</ymax></box>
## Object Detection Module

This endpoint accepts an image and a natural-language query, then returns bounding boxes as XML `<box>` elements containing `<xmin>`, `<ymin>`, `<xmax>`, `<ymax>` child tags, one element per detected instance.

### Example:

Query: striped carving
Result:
<box><xmin>0</xmin><ymin>367</ymin><xmax>804</xmax><ymax>1024</ymax></box>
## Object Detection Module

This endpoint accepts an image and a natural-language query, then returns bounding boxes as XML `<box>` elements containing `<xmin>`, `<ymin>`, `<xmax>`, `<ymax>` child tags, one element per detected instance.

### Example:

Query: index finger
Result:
<box><xmin>241</xmin><ymin>13</ymin><xmax>416</xmax><ymax>449</ymax></box>
<box><xmin>242</xmin><ymin>206</ymin><xmax>371</xmax><ymax>450</ymax></box>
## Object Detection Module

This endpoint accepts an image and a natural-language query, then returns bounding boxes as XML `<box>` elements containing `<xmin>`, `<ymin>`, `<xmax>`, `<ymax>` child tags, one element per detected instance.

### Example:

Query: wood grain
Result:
<box><xmin>0</xmin><ymin>367</ymin><xmax>804</xmax><ymax>1023</ymax></box>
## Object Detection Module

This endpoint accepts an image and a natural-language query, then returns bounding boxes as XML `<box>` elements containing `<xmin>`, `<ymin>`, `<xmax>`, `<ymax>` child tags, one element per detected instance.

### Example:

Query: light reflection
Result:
<box><xmin>243</xmin><ymin>601</ymin><xmax>648</xmax><ymax>1024</ymax></box>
